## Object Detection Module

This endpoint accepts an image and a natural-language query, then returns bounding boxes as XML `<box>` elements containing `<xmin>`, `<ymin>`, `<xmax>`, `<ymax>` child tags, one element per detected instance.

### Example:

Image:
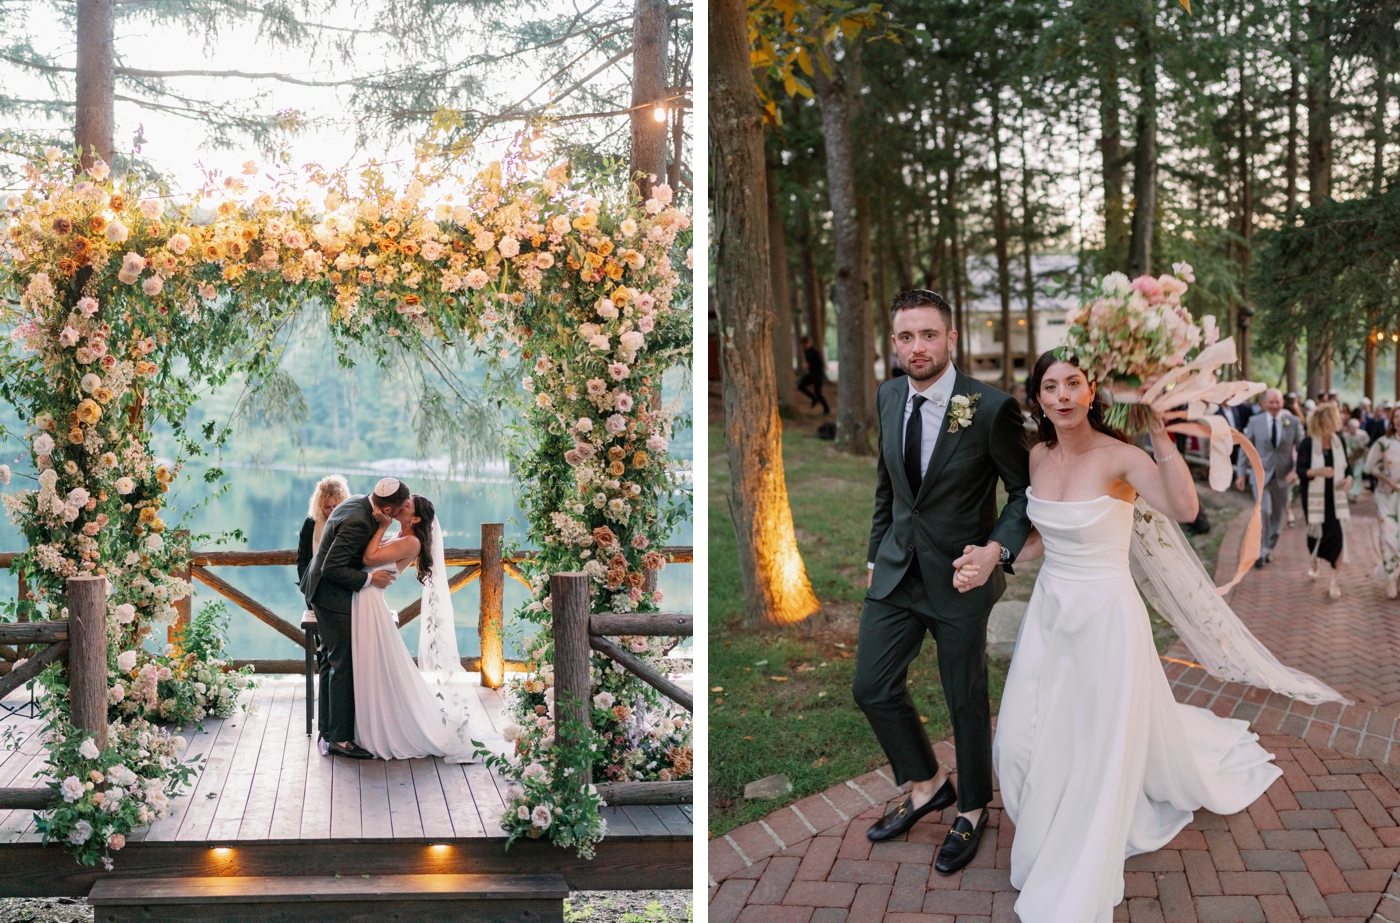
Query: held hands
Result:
<box><xmin>370</xmin><ymin>569</ymin><xmax>396</xmax><ymax>589</ymax></box>
<box><xmin>952</xmin><ymin>542</ymin><xmax>1001</xmax><ymax>594</ymax></box>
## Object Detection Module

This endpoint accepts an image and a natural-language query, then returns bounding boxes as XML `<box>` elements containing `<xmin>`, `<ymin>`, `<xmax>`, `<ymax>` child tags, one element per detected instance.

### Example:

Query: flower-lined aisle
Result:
<box><xmin>0</xmin><ymin>140</ymin><xmax>692</xmax><ymax>865</ymax></box>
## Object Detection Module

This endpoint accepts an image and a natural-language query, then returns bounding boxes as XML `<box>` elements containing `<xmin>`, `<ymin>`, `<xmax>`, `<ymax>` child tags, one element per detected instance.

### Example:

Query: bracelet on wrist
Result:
<box><xmin>1155</xmin><ymin>447</ymin><xmax>1178</xmax><ymax>463</ymax></box>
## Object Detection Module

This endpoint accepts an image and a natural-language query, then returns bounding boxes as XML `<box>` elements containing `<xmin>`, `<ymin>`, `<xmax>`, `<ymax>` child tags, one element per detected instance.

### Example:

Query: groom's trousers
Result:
<box><xmin>853</xmin><ymin>560</ymin><xmax>994</xmax><ymax>814</ymax></box>
<box><xmin>312</xmin><ymin>603</ymin><xmax>356</xmax><ymax>744</ymax></box>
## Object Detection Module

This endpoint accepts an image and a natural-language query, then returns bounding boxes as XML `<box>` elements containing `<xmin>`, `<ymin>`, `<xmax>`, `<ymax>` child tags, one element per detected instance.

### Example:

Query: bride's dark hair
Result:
<box><xmin>1027</xmin><ymin>349</ymin><xmax>1130</xmax><ymax>448</ymax></box>
<box><xmin>409</xmin><ymin>495</ymin><xmax>436</xmax><ymax>585</ymax></box>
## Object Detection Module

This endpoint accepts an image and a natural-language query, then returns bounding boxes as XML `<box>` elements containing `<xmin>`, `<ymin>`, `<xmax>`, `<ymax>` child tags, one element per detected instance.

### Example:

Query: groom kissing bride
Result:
<box><xmin>302</xmin><ymin>477</ymin><xmax>488</xmax><ymax>763</ymax></box>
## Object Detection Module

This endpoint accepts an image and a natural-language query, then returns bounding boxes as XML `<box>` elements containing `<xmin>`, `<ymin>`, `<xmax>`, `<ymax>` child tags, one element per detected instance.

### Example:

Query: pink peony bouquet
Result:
<box><xmin>1058</xmin><ymin>262</ymin><xmax>1219</xmax><ymax>434</ymax></box>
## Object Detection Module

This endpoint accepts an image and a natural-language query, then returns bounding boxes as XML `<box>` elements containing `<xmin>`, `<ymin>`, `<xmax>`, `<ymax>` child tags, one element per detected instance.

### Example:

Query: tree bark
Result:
<box><xmin>710</xmin><ymin>0</ymin><xmax>819</xmax><ymax>627</ymax></box>
<box><xmin>1099</xmin><ymin>27</ymin><xmax>1129</xmax><ymax>272</ymax></box>
<box><xmin>1126</xmin><ymin>3</ymin><xmax>1157</xmax><ymax>278</ymax></box>
<box><xmin>630</xmin><ymin>0</ymin><xmax>669</xmax><ymax>199</ymax></box>
<box><xmin>991</xmin><ymin>94</ymin><xmax>1014</xmax><ymax>391</ymax></box>
<box><xmin>814</xmin><ymin>44</ymin><xmax>875</xmax><ymax>454</ymax></box>
<box><xmin>1020</xmin><ymin>123</ymin><xmax>1037</xmax><ymax>369</ymax></box>
<box><xmin>801</xmin><ymin>227</ymin><xmax>826</xmax><ymax>351</ymax></box>
<box><xmin>75</xmin><ymin>0</ymin><xmax>116</xmax><ymax>170</ymax></box>
<box><xmin>1374</xmin><ymin>54</ymin><xmax>1389</xmax><ymax>197</ymax></box>
<box><xmin>1305</xmin><ymin>1</ymin><xmax>1332</xmax><ymax>209</ymax></box>
<box><xmin>1237</xmin><ymin>63</ymin><xmax>1254</xmax><ymax>380</ymax></box>
<box><xmin>766</xmin><ymin>156</ymin><xmax>798</xmax><ymax>413</ymax></box>
<box><xmin>1284</xmin><ymin>1</ymin><xmax>1300</xmax><ymax>395</ymax></box>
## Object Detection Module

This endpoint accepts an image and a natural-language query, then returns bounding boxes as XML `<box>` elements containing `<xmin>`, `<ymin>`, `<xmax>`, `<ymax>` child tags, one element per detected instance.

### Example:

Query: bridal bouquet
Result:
<box><xmin>1060</xmin><ymin>262</ymin><xmax>1218</xmax><ymax>435</ymax></box>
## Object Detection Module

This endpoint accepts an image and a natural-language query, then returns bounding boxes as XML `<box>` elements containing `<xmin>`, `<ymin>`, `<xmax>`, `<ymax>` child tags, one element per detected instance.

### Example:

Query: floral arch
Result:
<box><xmin>0</xmin><ymin>141</ymin><xmax>693</xmax><ymax>864</ymax></box>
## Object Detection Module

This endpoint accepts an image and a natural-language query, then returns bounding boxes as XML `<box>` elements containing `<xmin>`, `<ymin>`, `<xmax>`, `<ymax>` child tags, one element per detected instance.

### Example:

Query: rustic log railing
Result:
<box><xmin>0</xmin><ymin>575</ymin><xmax>108</xmax><ymax>810</ymax></box>
<box><xmin>0</xmin><ymin>531</ymin><xmax>693</xmax><ymax>689</ymax></box>
<box><xmin>550</xmin><ymin>572</ymin><xmax>693</xmax><ymax>807</ymax></box>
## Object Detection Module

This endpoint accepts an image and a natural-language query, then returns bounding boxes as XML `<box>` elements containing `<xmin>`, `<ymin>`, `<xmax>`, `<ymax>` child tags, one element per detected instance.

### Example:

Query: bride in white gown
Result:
<box><xmin>352</xmin><ymin>494</ymin><xmax>502</xmax><ymax>762</ymax></box>
<box><xmin>982</xmin><ymin>354</ymin><xmax>1289</xmax><ymax>923</ymax></box>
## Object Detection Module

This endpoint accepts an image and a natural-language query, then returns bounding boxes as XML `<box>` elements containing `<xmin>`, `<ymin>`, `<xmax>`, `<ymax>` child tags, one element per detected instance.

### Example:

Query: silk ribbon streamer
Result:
<box><xmin>1132</xmin><ymin>336</ymin><xmax>1267</xmax><ymax>595</ymax></box>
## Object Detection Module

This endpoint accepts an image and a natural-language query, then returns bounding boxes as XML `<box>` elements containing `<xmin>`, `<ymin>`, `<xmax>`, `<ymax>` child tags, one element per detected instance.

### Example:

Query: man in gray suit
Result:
<box><xmin>301</xmin><ymin>477</ymin><xmax>412</xmax><ymax>758</ymax></box>
<box><xmin>856</xmin><ymin>290</ymin><xmax>1032</xmax><ymax>874</ymax></box>
<box><xmin>1234</xmin><ymin>388</ymin><xmax>1302</xmax><ymax>565</ymax></box>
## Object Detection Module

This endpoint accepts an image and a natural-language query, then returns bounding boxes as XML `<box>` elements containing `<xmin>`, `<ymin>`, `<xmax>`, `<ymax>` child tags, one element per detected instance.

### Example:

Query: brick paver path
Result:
<box><xmin>712</xmin><ymin>494</ymin><xmax>1400</xmax><ymax>921</ymax></box>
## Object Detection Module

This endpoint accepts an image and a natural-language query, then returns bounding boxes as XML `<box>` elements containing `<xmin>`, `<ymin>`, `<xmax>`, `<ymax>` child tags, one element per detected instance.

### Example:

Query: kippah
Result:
<box><xmin>373</xmin><ymin>477</ymin><xmax>401</xmax><ymax>497</ymax></box>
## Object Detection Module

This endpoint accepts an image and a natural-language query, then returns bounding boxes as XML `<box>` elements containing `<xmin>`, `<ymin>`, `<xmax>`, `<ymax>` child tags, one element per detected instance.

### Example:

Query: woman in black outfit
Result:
<box><xmin>298</xmin><ymin>475</ymin><xmax>351</xmax><ymax>582</ymax></box>
<box><xmin>1297</xmin><ymin>403</ymin><xmax>1351</xmax><ymax>600</ymax></box>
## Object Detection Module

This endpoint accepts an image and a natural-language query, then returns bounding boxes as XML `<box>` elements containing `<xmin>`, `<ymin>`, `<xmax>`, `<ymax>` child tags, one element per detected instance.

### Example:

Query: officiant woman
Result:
<box><xmin>298</xmin><ymin>475</ymin><xmax>351</xmax><ymax>582</ymax></box>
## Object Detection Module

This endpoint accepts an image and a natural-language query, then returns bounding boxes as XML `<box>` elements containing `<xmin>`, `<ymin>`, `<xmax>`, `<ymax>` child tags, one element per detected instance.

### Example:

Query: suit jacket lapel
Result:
<box><xmin>913</xmin><ymin>369</ymin><xmax>972</xmax><ymax>506</ymax></box>
<box><xmin>885</xmin><ymin>376</ymin><xmax>916</xmax><ymax>504</ymax></box>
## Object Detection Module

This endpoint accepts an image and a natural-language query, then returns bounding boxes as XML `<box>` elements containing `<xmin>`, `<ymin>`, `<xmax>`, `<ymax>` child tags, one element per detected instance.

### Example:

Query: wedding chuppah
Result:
<box><xmin>0</xmin><ymin>141</ymin><xmax>693</xmax><ymax>869</ymax></box>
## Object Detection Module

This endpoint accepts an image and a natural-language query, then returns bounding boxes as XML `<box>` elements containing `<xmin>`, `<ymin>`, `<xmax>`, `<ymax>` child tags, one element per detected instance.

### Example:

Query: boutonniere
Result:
<box><xmin>947</xmin><ymin>393</ymin><xmax>979</xmax><ymax>432</ymax></box>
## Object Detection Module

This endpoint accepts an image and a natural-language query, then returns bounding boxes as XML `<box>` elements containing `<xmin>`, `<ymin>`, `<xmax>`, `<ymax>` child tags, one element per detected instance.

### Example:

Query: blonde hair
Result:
<box><xmin>1307</xmin><ymin>403</ymin><xmax>1340</xmax><ymax>441</ymax></box>
<box><xmin>307</xmin><ymin>475</ymin><xmax>350</xmax><ymax>522</ymax></box>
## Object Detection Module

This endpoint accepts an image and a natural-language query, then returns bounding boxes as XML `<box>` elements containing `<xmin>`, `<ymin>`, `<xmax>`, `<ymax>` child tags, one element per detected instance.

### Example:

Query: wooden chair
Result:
<box><xmin>300</xmin><ymin>610</ymin><xmax>319</xmax><ymax>737</ymax></box>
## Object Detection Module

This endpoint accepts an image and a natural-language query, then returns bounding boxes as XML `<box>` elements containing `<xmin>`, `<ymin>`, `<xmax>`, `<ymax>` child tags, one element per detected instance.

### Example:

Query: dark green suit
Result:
<box><xmin>855</xmin><ymin>369</ymin><xmax>1031</xmax><ymax>812</ymax></box>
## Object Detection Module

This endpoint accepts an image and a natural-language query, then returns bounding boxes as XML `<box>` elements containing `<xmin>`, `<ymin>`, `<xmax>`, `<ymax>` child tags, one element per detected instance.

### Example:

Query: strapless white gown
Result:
<box><xmin>993</xmin><ymin>491</ymin><xmax>1282</xmax><ymax>923</ymax></box>
<box><xmin>351</xmin><ymin>564</ymin><xmax>488</xmax><ymax>762</ymax></box>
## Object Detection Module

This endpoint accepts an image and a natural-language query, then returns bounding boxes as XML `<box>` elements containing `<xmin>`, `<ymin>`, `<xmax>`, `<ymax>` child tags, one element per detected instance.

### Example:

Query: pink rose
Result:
<box><xmin>605</xmin><ymin>414</ymin><xmax>627</xmax><ymax>435</ymax></box>
<box><xmin>59</xmin><ymin>326</ymin><xmax>79</xmax><ymax>347</ymax></box>
<box><xmin>607</xmin><ymin>362</ymin><xmax>629</xmax><ymax>381</ymax></box>
<box><xmin>1130</xmin><ymin>274</ymin><xmax>1163</xmax><ymax>302</ymax></box>
<box><xmin>77</xmin><ymin>296</ymin><xmax>98</xmax><ymax>316</ymax></box>
<box><xmin>586</xmin><ymin>378</ymin><xmax>607</xmax><ymax>397</ymax></box>
<box><xmin>616</xmin><ymin>392</ymin><xmax>634</xmax><ymax>412</ymax></box>
<box><xmin>564</xmin><ymin>449</ymin><xmax>582</xmax><ymax>466</ymax></box>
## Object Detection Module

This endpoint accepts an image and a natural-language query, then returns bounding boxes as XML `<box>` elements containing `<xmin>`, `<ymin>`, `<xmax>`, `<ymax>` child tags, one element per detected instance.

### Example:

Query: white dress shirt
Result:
<box><xmin>903</xmin><ymin>362</ymin><xmax>958</xmax><ymax>479</ymax></box>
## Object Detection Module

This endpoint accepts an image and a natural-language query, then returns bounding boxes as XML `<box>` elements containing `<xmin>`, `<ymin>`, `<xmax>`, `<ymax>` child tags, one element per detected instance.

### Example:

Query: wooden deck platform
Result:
<box><xmin>0</xmin><ymin>676</ymin><xmax>692</xmax><ymax>896</ymax></box>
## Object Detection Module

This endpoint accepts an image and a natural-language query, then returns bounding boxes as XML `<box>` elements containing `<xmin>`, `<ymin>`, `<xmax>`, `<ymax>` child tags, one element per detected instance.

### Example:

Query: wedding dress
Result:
<box><xmin>993</xmin><ymin>491</ymin><xmax>1282</xmax><ymax>923</ymax></box>
<box><xmin>351</xmin><ymin>522</ymin><xmax>503</xmax><ymax>762</ymax></box>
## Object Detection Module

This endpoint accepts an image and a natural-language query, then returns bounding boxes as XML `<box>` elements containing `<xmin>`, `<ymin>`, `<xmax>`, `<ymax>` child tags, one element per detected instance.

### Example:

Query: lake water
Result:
<box><xmin>0</xmin><ymin>463</ymin><xmax>693</xmax><ymax>661</ymax></box>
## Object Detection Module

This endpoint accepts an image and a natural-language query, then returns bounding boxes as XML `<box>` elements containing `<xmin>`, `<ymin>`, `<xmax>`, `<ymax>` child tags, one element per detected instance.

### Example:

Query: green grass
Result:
<box><xmin>708</xmin><ymin>420</ymin><xmax>1006</xmax><ymax>837</ymax></box>
<box><xmin>708</xmin><ymin>411</ymin><xmax>1250</xmax><ymax>838</ymax></box>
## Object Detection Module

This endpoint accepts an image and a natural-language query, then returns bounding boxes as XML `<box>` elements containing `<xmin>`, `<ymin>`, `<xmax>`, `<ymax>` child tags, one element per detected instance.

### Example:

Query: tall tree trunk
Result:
<box><xmin>1366</xmin><ymin>319</ymin><xmax>1377</xmax><ymax>401</ymax></box>
<box><xmin>1126</xmin><ymin>3</ymin><xmax>1157</xmax><ymax>278</ymax></box>
<box><xmin>814</xmin><ymin>44</ymin><xmax>874</xmax><ymax>455</ymax></box>
<box><xmin>1284</xmin><ymin>9</ymin><xmax>1300</xmax><ymax>395</ymax></box>
<box><xmin>1374</xmin><ymin>54</ymin><xmax>1389</xmax><ymax>196</ymax></box>
<box><xmin>856</xmin><ymin>192</ymin><xmax>878</xmax><ymax>422</ymax></box>
<box><xmin>1237</xmin><ymin>64</ymin><xmax>1254</xmax><ymax>380</ymax></box>
<box><xmin>1020</xmin><ymin>124</ymin><xmax>1038</xmax><ymax>368</ymax></box>
<box><xmin>1304</xmin><ymin>1</ymin><xmax>1332</xmax><ymax>398</ymax></box>
<box><xmin>1099</xmin><ymin>28</ymin><xmax>1129</xmax><ymax>272</ymax></box>
<box><xmin>877</xmin><ymin>210</ymin><xmax>893</xmax><ymax>379</ymax></box>
<box><xmin>766</xmin><ymin>156</ymin><xmax>797</xmax><ymax>413</ymax></box>
<box><xmin>991</xmin><ymin>94</ymin><xmax>1014</xmax><ymax>391</ymax></box>
<box><xmin>710</xmin><ymin>0</ymin><xmax>818</xmax><ymax>627</ymax></box>
<box><xmin>629</xmin><ymin>0</ymin><xmax>669</xmax><ymax>199</ymax></box>
<box><xmin>801</xmin><ymin>227</ymin><xmax>826</xmax><ymax>353</ymax></box>
<box><xmin>75</xmin><ymin>0</ymin><xmax>116</xmax><ymax>170</ymax></box>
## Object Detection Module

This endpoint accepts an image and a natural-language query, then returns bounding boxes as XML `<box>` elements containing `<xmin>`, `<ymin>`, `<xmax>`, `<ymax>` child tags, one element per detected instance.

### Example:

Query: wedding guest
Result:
<box><xmin>1298</xmin><ymin>403</ymin><xmax>1351</xmax><ymax>599</ymax></box>
<box><xmin>797</xmin><ymin>335</ymin><xmax>831</xmax><ymax>415</ymax></box>
<box><xmin>1365</xmin><ymin>405</ymin><xmax>1400</xmax><ymax>598</ymax></box>
<box><xmin>1284</xmin><ymin>392</ymin><xmax>1303</xmax><ymax>419</ymax></box>
<box><xmin>1343</xmin><ymin>418</ymin><xmax>1370</xmax><ymax>500</ymax></box>
<box><xmin>298</xmin><ymin>475</ymin><xmax>351</xmax><ymax>583</ymax></box>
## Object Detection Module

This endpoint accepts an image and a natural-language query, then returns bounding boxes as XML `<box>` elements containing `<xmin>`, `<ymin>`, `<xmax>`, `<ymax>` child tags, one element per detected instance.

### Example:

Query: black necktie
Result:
<box><xmin>1271</xmin><ymin>416</ymin><xmax>1278</xmax><ymax>448</ymax></box>
<box><xmin>905</xmin><ymin>394</ymin><xmax>927</xmax><ymax>495</ymax></box>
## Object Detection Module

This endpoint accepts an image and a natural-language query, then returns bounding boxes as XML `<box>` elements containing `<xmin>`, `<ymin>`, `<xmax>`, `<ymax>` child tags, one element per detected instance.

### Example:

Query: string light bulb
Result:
<box><xmin>653</xmin><ymin>106</ymin><xmax>668</xmax><ymax>123</ymax></box>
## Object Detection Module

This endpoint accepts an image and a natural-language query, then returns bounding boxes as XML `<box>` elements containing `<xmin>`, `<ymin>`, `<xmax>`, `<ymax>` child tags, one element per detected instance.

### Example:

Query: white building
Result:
<box><xmin>956</xmin><ymin>254</ymin><xmax>1082</xmax><ymax>384</ymax></box>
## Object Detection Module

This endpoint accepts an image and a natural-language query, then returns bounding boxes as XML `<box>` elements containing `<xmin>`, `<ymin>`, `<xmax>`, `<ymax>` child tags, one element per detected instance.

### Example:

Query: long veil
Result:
<box><xmin>1129</xmin><ymin>497</ymin><xmax>1349</xmax><ymax>706</ymax></box>
<box><xmin>417</xmin><ymin>520</ymin><xmax>505</xmax><ymax>760</ymax></box>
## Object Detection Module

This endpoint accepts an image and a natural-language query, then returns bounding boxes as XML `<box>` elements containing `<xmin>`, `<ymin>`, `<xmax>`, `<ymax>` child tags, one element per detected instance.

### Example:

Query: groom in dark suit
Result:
<box><xmin>301</xmin><ymin>477</ymin><xmax>412</xmax><ymax>759</ymax></box>
<box><xmin>857</xmin><ymin>290</ymin><xmax>1032</xmax><ymax>874</ymax></box>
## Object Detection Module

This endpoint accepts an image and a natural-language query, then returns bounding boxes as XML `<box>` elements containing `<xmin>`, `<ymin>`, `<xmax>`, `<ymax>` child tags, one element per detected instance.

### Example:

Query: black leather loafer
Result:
<box><xmin>866</xmin><ymin>777</ymin><xmax>957</xmax><ymax>841</ymax></box>
<box><xmin>934</xmin><ymin>809</ymin><xmax>988</xmax><ymax>874</ymax></box>
<box><xmin>328</xmin><ymin>741</ymin><xmax>375</xmax><ymax>760</ymax></box>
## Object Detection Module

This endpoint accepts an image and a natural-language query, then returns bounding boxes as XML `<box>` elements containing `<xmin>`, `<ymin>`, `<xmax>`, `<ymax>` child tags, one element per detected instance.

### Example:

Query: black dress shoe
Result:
<box><xmin>866</xmin><ymin>778</ymin><xmax>957</xmax><ymax>841</ymax></box>
<box><xmin>934</xmin><ymin>809</ymin><xmax>989</xmax><ymax>875</ymax></box>
<box><xmin>328</xmin><ymin>741</ymin><xmax>375</xmax><ymax>760</ymax></box>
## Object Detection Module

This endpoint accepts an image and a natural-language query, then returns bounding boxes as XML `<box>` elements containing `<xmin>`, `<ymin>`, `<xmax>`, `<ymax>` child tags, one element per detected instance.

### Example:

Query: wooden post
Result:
<box><xmin>479</xmin><ymin>523</ymin><xmax>505</xmax><ymax>689</ymax></box>
<box><xmin>169</xmin><ymin>531</ymin><xmax>192</xmax><ymax>646</ymax></box>
<box><xmin>66</xmin><ymin>575</ymin><xmax>108</xmax><ymax>749</ymax></box>
<box><xmin>550</xmin><ymin>572</ymin><xmax>591</xmax><ymax>782</ymax></box>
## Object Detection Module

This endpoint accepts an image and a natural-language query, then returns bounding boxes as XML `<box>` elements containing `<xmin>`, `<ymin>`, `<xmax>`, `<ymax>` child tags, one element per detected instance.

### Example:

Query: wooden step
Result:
<box><xmin>88</xmin><ymin>872</ymin><xmax>569</xmax><ymax>923</ymax></box>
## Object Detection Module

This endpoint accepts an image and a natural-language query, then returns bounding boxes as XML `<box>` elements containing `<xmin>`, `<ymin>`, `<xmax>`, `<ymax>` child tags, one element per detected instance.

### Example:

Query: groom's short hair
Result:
<box><xmin>891</xmin><ymin>289</ymin><xmax>954</xmax><ymax>330</ymax></box>
<box><xmin>370</xmin><ymin>480</ymin><xmax>411</xmax><ymax>507</ymax></box>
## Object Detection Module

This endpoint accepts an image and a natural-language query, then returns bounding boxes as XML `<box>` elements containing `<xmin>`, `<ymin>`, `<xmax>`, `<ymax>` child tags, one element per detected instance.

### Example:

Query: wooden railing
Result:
<box><xmin>550</xmin><ymin>572</ymin><xmax>693</xmax><ymax>806</ymax></box>
<box><xmin>0</xmin><ymin>529</ymin><xmax>693</xmax><ymax>689</ymax></box>
<box><xmin>0</xmin><ymin>575</ymin><xmax>107</xmax><ymax>810</ymax></box>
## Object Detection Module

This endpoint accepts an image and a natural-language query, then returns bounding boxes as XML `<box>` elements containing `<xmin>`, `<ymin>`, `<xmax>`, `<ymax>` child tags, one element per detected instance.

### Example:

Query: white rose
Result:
<box><xmin>0</xmin><ymin>465</ymin><xmax>10</xmax><ymax>485</ymax></box>
<box><xmin>38</xmin><ymin>469</ymin><xmax>58</xmax><ymax>491</ymax></box>
<box><xmin>114</xmin><ymin>603</ymin><xmax>136</xmax><ymax>624</ymax></box>
<box><xmin>144</xmin><ymin>533</ymin><xmax>164</xmax><ymax>552</ymax></box>
<box><xmin>116</xmin><ymin>650</ymin><xmax>137</xmax><ymax>672</ymax></box>
<box><xmin>115</xmin><ymin>477</ymin><xmax>135</xmax><ymax>495</ymax></box>
<box><xmin>78</xmin><ymin>738</ymin><xmax>100</xmax><ymax>760</ymax></box>
<box><xmin>33</xmin><ymin>433</ymin><xmax>54</xmax><ymax>456</ymax></box>
<box><xmin>60</xmin><ymin>776</ymin><xmax>85</xmax><ymax>803</ymax></box>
